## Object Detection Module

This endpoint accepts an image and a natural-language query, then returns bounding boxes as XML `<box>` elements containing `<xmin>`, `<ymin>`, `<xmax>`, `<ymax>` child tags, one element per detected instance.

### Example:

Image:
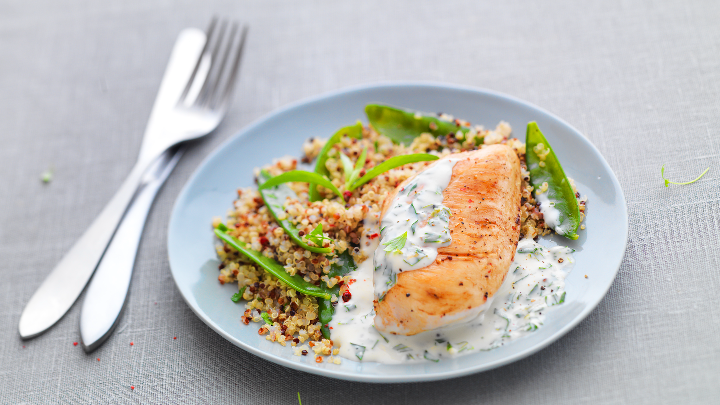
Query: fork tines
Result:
<box><xmin>180</xmin><ymin>17</ymin><xmax>248</xmax><ymax>110</ymax></box>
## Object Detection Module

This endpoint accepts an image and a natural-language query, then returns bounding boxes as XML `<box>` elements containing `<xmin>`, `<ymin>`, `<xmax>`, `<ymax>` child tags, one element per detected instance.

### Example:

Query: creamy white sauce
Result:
<box><xmin>329</xmin><ymin>157</ymin><xmax>577</xmax><ymax>364</ymax></box>
<box><xmin>329</xmin><ymin>236</ymin><xmax>575</xmax><ymax>364</ymax></box>
<box><xmin>373</xmin><ymin>159</ymin><xmax>457</xmax><ymax>300</ymax></box>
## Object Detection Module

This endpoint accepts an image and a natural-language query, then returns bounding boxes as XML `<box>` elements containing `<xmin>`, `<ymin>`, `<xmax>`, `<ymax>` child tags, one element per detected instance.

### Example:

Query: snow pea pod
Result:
<box><xmin>365</xmin><ymin>104</ymin><xmax>470</xmax><ymax>146</ymax></box>
<box><xmin>258</xmin><ymin>170</ymin><xmax>334</xmax><ymax>253</ymax></box>
<box><xmin>348</xmin><ymin>153</ymin><xmax>438</xmax><ymax>191</ymax></box>
<box><xmin>259</xmin><ymin>170</ymin><xmax>344</xmax><ymax>202</ymax></box>
<box><xmin>309</xmin><ymin>122</ymin><xmax>363</xmax><ymax>202</ymax></box>
<box><xmin>525</xmin><ymin>122</ymin><xmax>581</xmax><ymax>240</ymax></box>
<box><xmin>214</xmin><ymin>224</ymin><xmax>332</xmax><ymax>299</ymax></box>
<box><xmin>317</xmin><ymin>250</ymin><xmax>357</xmax><ymax>339</ymax></box>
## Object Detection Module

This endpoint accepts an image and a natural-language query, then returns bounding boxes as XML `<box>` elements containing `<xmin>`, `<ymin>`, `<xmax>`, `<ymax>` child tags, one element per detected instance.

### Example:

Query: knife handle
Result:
<box><xmin>79</xmin><ymin>148</ymin><xmax>182</xmax><ymax>351</ymax></box>
<box><xmin>18</xmin><ymin>156</ymin><xmax>154</xmax><ymax>339</ymax></box>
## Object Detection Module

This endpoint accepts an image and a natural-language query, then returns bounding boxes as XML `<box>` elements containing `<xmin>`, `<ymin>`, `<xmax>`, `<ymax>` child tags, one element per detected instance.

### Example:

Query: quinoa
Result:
<box><xmin>213</xmin><ymin>119</ymin><xmax>587</xmax><ymax>364</ymax></box>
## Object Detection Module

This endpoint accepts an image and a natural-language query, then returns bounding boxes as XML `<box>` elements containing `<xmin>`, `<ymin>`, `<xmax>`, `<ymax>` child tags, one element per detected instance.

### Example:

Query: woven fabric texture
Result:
<box><xmin>1</xmin><ymin>0</ymin><xmax>719</xmax><ymax>403</ymax></box>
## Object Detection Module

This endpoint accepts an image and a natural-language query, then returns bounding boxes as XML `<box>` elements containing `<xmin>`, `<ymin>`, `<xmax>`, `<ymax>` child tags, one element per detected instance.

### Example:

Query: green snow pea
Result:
<box><xmin>216</xmin><ymin>223</ymin><xmax>356</xmax><ymax>335</ymax></box>
<box><xmin>348</xmin><ymin>153</ymin><xmax>438</xmax><ymax>191</ymax></box>
<box><xmin>318</xmin><ymin>250</ymin><xmax>357</xmax><ymax>339</ymax></box>
<box><xmin>258</xmin><ymin>170</ymin><xmax>344</xmax><ymax>202</ymax></box>
<box><xmin>365</xmin><ymin>104</ymin><xmax>472</xmax><ymax>146</ymax></box>
<box><xmin>214</xmin><ymin>224</ymin><xmax>332</xmax><ymax>299</ymax></box>
<box><xmin>309</xmin><ymin>122</ymin><xmax>363</xmax><ymax>202</ymax></box>
<box><xmin>258</xmin><ymin>170</ymin><xmax>334</xmax><ymax>253</ymax></box>
<box><xmin>525</xmin><ymin>122</ymin><xmax>581</xmax><ymax>240</ymax></box>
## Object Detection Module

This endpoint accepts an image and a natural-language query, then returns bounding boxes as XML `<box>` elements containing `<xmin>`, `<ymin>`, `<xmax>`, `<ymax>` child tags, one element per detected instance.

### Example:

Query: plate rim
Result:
<box><xmin>167</xmin><ymin>81</ymin><xmax>629</xmax><ymax>383</ymax></box>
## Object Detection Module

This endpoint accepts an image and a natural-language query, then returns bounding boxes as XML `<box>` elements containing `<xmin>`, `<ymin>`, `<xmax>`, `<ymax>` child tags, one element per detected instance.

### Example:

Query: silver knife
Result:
<box><xmin>79</xmin><ymin>147</ymin><xmax>183</xmax><ymax>352</ymax></box>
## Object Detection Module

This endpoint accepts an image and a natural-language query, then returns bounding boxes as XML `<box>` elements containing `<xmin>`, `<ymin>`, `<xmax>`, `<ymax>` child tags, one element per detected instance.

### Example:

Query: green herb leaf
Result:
<box><xmin>529</xmin><ymin>283</ymin><xmax>539</xmax><ymax>295</ymax></box>
<box><xmin>261</xmin><ymin>312</ymin><xmax>273</xmax><ymax>325</ymax></box>
<box><xmin>305</xmin><ymin>223</ymin><xmax>332</xmax><ymax>248</ymax></box>
<box><xmin>455</xmin><ymin>341</ymin><xmax>470</xmax><ymax>352</ymax></box>
<box><xmin>298</xmin><ymin>392</ymin><xmax>302</xmax><ymax>405</ymax></box>
<box><xmin>327</xmin><ymin>249</ymin><xmax>357</xmax><ymax>280</ymax></box>
<box><xmin>318</xmin><ymin>250</ymin><xmax>358</xmax><ymax>339</ymax></box>
<box><xmin>403</xmin><ymin>250</ymin><xmax>427</xmax><ymax>266</ymax></box>
<box><xmin>231</xmin><ymin>286</ymin><xmax>246</xmax><ymax>303</ymax></box>
<box><xmin>365</xmin><ymin>104</ymin><xmax>470</xmax><ymax>146</ymax></box>
<box><xmin>350</xmin><ymin>343</ymin><xmax>366</xmax><ymax>360</ymax></box>
<box><xmin>259</xmin><ymin>170</ymin><xmax>345</xmax><ymax>202</ymax></box>
<box><xmin>348</xmin><ymin>154</ymin><xmax>439</xmax><ymax>191</ymax></box>
<box><xmin>215</xmin><ymin>224</ymin><xmax>331</xmax><ymax>299</ymax></box>
<box><xmin>383</xmin><ymin>231</ymin><xmax>407</xmax><ymax>253</ymax></box>
<box><xmin>423</xmin><ymin>233</ymin><xmax>443</xmax><ymax>243</ymax></box>
<box><xmin>494</xmin><ymin>308</ymin><xmax>510</xmax><ymax>331</ymax></box>
<box><xmin>310</xmin><ymin>122</ymin><xmax>364</xmax><ymax>202</ymax></box>
<box><xmin>339</xmin><ymin>147</ymin><xmax>370</xmax><ymax>190</ymax></box>
<box><xmin>661</xmin><ymin>164</ymin><xmax>709</xmax><ymax>187</ymax></box>
<box><xmin>423</xmin><ymin>350</ymin><xmax>440</xmax><ymax>362</ymax></box>
<box><xmin>393</xmin><ymin>344</ymin><xmax>412</xmax><ymax>352</ymax></box>
<box><xmin>346</xmin><ymin>146</ymin><xmax>368</xmax><ymax>188</ymax></box>
<box><xmin>339</xmin><ymin>152</ymin><xmax>355</xmax><ymax>182</ymax></box>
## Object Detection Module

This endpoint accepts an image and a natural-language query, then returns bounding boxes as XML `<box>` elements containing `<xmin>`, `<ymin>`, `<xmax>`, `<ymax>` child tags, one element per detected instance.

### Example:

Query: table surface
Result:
<box><xmin>2</xmin><ymin>0</ymin><xmax>719</xmax><ymax>403</ymax></box>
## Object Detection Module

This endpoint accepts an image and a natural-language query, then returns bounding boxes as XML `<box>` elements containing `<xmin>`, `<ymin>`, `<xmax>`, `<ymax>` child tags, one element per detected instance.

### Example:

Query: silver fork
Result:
<box><xmin>19</xmin><ymin>19</ymin><xmax>248</xmax><ymax>339</ymax></box>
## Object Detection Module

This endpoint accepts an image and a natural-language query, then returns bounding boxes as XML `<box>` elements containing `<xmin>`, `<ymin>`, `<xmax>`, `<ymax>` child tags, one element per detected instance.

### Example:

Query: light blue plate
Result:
<box><xmin>168</xmin><ymin>82</ymin><xmax>628</xmax><ymax>383</ymax></box>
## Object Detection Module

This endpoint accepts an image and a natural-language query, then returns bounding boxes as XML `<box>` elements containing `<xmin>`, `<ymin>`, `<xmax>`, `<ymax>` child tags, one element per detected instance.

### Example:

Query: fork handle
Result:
<box><xmin>18</xmin><ymin>156</ymin><xmax>154</xmax><ymax>338</ymax></box>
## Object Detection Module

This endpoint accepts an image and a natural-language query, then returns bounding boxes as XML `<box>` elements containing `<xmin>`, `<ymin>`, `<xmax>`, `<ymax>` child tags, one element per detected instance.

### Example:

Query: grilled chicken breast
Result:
<box><xmin>374</xmin><ymin>144</ymin><xmax>522</xmax><ymax>335</ymax></box>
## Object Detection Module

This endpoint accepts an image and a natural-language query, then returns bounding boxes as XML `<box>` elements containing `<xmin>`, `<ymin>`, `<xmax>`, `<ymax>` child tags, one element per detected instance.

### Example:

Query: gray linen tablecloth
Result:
<box><xmin>2</xmin><ymin>0</ymin><xmax>719</xmax><ymax>403</ymax></box>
